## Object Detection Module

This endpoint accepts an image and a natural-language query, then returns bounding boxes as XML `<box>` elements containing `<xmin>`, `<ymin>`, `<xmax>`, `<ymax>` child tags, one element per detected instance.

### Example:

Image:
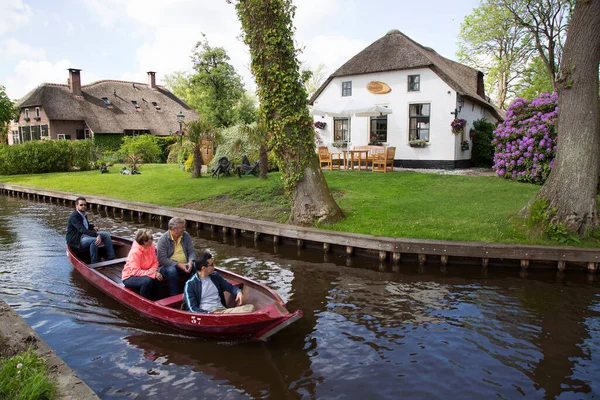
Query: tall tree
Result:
<box><xmin>0</xmin><ymin>85</ymin><xmax>15</xmax><ymax>144</ymax></box>
<box><xmin>514</xmin><ymin>56</ymin><xmax>555</xmax><ymax>100</ymax></box>
<box><xmin>232</xmin><ymin>0</ymin><xmax>343</xmax><ymax>225</ymax></box>
<box><xmin>457</xmin><ymin>1</ymin><xmax>531</xmax><ymax>109</ymax></box>
<box><xmin>190</xmin><ymin>35</ymin><xmax>245</xmax><ymax>128</ymax></box>
<box><xmin>522</xmin><ymin>0</ymin><xmax>600</xmax><ymax>235</ymax></box>
<box><xmin>499</xmin><ymin>0</ymin><xmax>573</xmax><ymax>91</ymax></box>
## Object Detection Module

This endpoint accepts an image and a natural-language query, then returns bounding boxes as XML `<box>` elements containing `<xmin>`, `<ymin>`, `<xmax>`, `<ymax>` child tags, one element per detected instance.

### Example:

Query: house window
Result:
<box><xmin>57</xmin><ymin>134</ymin><xmax>71</xmax><ymax>140</ymax></box>
<box><xmin>341</xmin><ymin>81</ymin><xmax>352</xmax><ymax>97</ymax></box>
<box><xmin>333</xmin><ymin>118</ymin><xmax>350</xmax><ymax>142</ymax></box>
<box><xmin>41</xmin><ymin>125</ymin><xmax>49</xmax><ymax>137</ymax></box>
<box><xmin>31</xmin><ymin>125</ymin><xmax>41</xmax><ymax>140</ymax></box>
<box><xmin>369</xmin><ymin>115</ymin><xmax>388</xmax><ymax>144</ymax></box>
<box><xmin>152</xmin><ymin>101</ymin><xmax>161</xmax><ymax>111</ymax></box>
<box><xmin>84</xmin><ymin>129</ymin><xmax>91</xmax><ymax>138</ymax></box>
<box><xmin>409</xmin><ymin>103</ymin><xmax>431</xmax><ymax>141</ymax></box>
<box><xmin>12</xmin><ymin>130</ymin><xmax>19</xmax><ymax>144</ymax></box>
<box><xmin>102</xmin><ymin>97</ymin><xmax>114</xmax><ymax>108</ymax></box>
<box><xmin>408</xmin><ymin>75</ymin><xmax>420</xmax><ymax>92</ymax></box>
<box><xmin>21</xmin><ymin>126</ymin><xmax>31</xmax><ymax>141</ymax></box>
<box><xmin>24</xmin><ymin>109</ymin><xmax>30</xmax><ymax>121</ymax></box>
<box><xmin>76</xmin><ymin>129</ymin><xmax>85</xmax><ymax>140</ymax></box>
<box><xmin>35</xmin><ymin>107</ymin><xmax>40</xmax><ymax>119</ymax></box>
<box><xmin>131</xmin><ymin>100</ymin><xmax>140</xmax><ymax>110</ymax></box>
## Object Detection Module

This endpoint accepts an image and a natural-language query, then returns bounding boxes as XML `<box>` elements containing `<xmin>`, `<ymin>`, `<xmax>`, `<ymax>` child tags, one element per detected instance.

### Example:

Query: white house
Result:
<box><xmin>309</xmin><ymin>29</ymin><xmax>503</xmax><ymax>169</ymax></box>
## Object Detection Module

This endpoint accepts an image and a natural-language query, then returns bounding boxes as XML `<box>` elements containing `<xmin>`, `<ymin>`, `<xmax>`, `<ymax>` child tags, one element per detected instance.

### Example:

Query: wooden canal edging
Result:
<box><xmin>2</xmin><ymin>183</ymin><xmax>600</xmax><ymax>274</ymax></box>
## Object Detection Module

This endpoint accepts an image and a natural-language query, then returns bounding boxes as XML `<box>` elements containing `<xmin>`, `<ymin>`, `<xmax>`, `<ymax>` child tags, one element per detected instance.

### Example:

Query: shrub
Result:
<box><xmin>118</xmin><ymin>135</ymin><xmax>161</xmax><ymax>165</ymax></box>
<box><xmin>471</xmin><ymin>119</ymin><xmax>496</xmax><ymax>167</ymax></box>
<box><xmin>154</xmin><ymin>136</ymin><xmax>176</xmax><ymax>163</ymax></box>
<box><xmin>71</xmin><ymin>139</ymin><xmax>93</xmax><ymax>171</ymax></box>
<box><xmin>0</xmin><ymin>140</ymin><xmax>71</xmax><ymax>174</ymax></box>
<box><xmin>492</xmin><ymin>93</ymin><xmax>558</xmax><ymax>184</ymax></box>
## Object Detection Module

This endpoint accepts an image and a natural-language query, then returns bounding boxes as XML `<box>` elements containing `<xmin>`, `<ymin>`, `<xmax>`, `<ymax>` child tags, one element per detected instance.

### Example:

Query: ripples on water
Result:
<box><xmin>1</xmin><ymin>195</ymin><xmax>600</xmax><ymax>399</ymax></box>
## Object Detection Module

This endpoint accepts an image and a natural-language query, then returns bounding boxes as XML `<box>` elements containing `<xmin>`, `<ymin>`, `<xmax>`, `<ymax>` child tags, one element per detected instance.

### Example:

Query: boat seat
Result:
<box><xmin>89</xmin><ymin>257</ymin><xmax>128</xmax><ymax>269</ymax></box>
<box><xmin>156</xmin><ymin>294</ymin><xmax>183</xmax><ymax>307</ymax></box>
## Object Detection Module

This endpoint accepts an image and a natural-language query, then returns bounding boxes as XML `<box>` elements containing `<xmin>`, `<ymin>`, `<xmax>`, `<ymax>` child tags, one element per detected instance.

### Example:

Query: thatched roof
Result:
<box><xmin>17</xmin><ymin>79</ymin><xmax>199</xmax><ymax>135</ymax></box>
<box><xmin>310</xmin><ymin>29</ymin><xmax>503</xmax><ymax>120</ymax></box>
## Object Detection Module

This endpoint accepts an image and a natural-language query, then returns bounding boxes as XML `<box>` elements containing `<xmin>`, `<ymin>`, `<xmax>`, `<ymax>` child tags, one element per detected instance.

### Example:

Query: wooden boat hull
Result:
<box><xmin>66</xmin><ymin>237</ymin><xmax>302</xmax><ymax>340</ymax></box>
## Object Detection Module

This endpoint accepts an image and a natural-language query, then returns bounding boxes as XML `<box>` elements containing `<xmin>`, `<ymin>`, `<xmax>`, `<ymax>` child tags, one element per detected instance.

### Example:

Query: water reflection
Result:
<box><xmin>1</xmin><ymin>195</ymin><xmax>600</xmax><ymax>399</ymax></box>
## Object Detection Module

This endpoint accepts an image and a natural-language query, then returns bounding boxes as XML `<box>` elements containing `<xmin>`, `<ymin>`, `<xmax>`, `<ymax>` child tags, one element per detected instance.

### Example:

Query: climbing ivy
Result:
<box><xmin>233</xmin><ymin>0</ymin><xmax>315</xmax><ymax>195</ymax></box>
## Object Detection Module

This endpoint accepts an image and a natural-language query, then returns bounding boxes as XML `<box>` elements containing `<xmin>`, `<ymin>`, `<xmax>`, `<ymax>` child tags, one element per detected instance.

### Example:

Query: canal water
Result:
<box><xmin>1</xmin><ymin>194</ymin><xmax>599</xmax><ymax>399</ymax></box>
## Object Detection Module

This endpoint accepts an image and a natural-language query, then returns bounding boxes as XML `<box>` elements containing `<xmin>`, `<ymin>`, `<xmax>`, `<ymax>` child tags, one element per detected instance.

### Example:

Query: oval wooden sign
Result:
<box><xmin>367</xmin><ymin>81</ymin><xmax>391</xmax><ymax>94</ymax></box>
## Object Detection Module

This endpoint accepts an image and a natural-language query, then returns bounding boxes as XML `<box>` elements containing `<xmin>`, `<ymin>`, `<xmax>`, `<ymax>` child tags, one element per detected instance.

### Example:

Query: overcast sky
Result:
<box><xmin>0</xmin><ymin>0</ymin><xmax>480</xmax><ymax>101</ymax></box>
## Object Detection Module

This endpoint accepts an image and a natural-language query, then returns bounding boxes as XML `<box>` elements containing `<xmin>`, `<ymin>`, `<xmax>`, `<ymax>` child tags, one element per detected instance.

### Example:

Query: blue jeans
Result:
<box><xmin>80</xmin><ymin>232</ymin><xmax>115</xmax><ymax>263</ymax></box>
<box><xmin>159</xmin><ymin>265</ymin><xmax>190</xmax><ymax>296</ymax></box>
<box><xmin>123</xmin><ymin>276</ymin><xmax>159</xmax><ymax>300</ymax></box>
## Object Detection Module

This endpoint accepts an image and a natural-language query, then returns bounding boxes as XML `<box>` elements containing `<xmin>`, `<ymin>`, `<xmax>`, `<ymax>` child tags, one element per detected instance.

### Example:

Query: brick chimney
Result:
<box><xmin>68</xmin><ymin>68</ymin><xmax>82</xmax><ymax>96</ymax></box>
<box><xmin>147</xmin><ymin>71</ymin><xmax>156</xmax><ymax>89</ymax></box>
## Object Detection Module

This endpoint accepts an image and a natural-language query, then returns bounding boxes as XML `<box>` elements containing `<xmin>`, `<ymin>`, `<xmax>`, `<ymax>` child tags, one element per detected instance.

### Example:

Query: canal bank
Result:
<box><xmin>2</xmin><ymin>183</ymin><xmax>599</xmax><ymax>274</ymax></box>
<box><xmin>0</xmin><ymin>300</ymin><xmax>99</xmax><ymax>400</ymax></box>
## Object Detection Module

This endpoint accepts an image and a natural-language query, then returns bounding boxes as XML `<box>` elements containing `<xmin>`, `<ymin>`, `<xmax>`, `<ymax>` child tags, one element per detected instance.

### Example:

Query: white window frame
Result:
<box><xmin>58</xmin><ymin>134</ymin><xmax>67</xmax><ymax>140</ymax></box>
<box><xmin>408</xmin><ymin>75</ymin><xmax>420</xmax><ymax>92</ymax></box>
<box><xmin>25</xmin><ymin>109</ymin><xmax>30</xmax><ymax>119</ymax></box>
<box><xmin>35</xmin><ymin>107</ymin><xmax>40</xmax><ymax>118</ymax></box>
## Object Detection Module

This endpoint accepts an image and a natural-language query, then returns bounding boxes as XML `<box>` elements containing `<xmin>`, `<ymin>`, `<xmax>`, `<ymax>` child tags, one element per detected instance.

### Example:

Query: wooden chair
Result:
<box><xmin>372</xmin><ymin>146</ymin><xmax>395</xmax><ymax>172</ymax></box>
<box><xmin>318</xmin><ymin>146</ymin><xmax>341</xmax><ymax>170</ymax></box>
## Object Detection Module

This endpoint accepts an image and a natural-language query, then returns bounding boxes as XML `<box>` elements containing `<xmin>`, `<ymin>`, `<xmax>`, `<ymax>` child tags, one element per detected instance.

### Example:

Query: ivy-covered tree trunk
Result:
<box><xmin>234</xmin><ymin>0</ymin><xmax>343</xmax><ymax>225</ymax></box>
<box><xmin>259</xmin><ymin>144</ymin><xmax>268</xmax><ymax>179</ymax></box>
<box><xmin>522</xmin><ymin>0</ymin><xmax>600</xmax><ymax>235</ymax></box>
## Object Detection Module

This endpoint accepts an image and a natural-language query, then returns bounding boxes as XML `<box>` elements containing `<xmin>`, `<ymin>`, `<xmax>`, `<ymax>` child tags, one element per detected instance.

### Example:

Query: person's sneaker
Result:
<box><xmin>100</xmin><ymin>257</ymin><xmax>107</xmax><ymax>262</ymax></box>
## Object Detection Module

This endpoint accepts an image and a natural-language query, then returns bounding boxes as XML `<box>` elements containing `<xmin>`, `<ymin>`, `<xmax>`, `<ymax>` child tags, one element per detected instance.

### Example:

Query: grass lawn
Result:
<box><xmin>1</xmin><ymin>163</ymin><xmax>598</xmax><ymax>247</ymax></box>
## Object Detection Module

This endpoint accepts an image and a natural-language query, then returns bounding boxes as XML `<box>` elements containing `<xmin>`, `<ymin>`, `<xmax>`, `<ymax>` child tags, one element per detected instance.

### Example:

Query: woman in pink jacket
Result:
<box><xmin>122</xmin><ymin>229</ymin><xmax>163</xmax><ymax>300</ymax></box>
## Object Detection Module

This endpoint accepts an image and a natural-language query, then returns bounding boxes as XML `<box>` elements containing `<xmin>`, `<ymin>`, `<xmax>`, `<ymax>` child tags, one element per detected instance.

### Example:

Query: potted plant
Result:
<box><xmin>332</xmin><ymin>141</ymin><xmax>349</xmax><ymax>148</ymax></box>
<box><xmin>451</xmin><ymin>118</ymin><xmax>467</xmax><ymax>135</ymax></box>
<box><xmin>409</xmin><ymin>139</ymin><xmax>428</xmax><ymax>148</ymax></box>
<box><xmin>461</xmin><ymin>140</ymin><xmax>470</xmax><ymax>151</ymax></box>
<box><xmin>314</xmin><ymin>121</ymin><xmax>326</xmax><ymax>130</ymax></box>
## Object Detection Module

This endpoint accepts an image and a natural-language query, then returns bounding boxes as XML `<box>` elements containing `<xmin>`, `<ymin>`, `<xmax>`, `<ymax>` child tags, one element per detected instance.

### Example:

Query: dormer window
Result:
<box><xmin>152</xmin><ymin>101</ymin><xmax>161</xmax><ymax>111</ymax></box>
<box><xmin>102</xmin><ymin>97</ymin><xmax>114</xmax><ymax>109</ymax></box>
<box><xmin>131</xmin><ymin>100</ymin><xmax>140</xmax><ymax>111</ymax></box>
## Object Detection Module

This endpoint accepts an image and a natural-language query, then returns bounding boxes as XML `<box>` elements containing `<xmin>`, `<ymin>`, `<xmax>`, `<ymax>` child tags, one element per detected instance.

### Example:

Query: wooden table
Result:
<box><xmin>343</xmin><ymin>149</ymin><xmax>370</xmax><ymax>171</ymax></box>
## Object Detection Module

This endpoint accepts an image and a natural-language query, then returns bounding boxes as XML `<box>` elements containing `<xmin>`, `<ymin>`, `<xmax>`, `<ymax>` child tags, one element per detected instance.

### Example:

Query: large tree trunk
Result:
<box><xmin>290</xmin><ymin>156</ymin><xmax>344</xmax><ymax>225</ymax></box>
<box><xmin>522</xmin><ymin>0</ymin><xmax>600</xmax><ymax>235</ymax></box>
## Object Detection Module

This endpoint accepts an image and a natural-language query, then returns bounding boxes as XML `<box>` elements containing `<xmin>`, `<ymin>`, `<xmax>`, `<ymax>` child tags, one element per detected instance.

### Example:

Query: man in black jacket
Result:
<box><xmin>66</xmin><ymin>197</ymin><xmax>115</xmax><ymax>263</ymax></box>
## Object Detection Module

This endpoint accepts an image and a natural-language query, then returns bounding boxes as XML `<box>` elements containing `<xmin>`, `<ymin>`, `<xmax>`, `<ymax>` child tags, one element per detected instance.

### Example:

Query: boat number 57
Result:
<box><xmin>191</xmin><ymin>316</ymin><xmax>201</xmax><ymax>324</ymax></box>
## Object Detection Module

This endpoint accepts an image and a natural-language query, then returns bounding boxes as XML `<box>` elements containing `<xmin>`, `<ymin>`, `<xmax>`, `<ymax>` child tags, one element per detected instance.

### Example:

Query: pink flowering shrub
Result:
<box><xmin>492</xmin><ymin>93</ymin><xmax>558</xmax><ymax>184</ymax></box>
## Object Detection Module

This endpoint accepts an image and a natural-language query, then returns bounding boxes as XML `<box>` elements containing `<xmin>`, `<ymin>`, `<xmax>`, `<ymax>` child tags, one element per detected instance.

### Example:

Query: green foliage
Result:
<box><xmin>210</xmin><ymin>124</ymin><xmax>260</xmax><ymax>168</ymax></box>
<box><xmin>0</xmin><ymin>85</ymin><xmax>16</xmax><ymax>127</ymax></box>
<box><xmin>514</xmin><ymin>56</ymin><xmax>555</xmax><ymax>100</ymax></box>
<box><xmin>0</xmin><ymin>347</ymin><xmax>56</xmax><ymax>400</ymax></box>
<box><xmin>186</xmin><ymin>116</ymin><xmax>215</xmax><ymax>177</ymax></box>
<box><xmin>154</xmin><ymin>136</ymin><xmax>176</xmax><ymax>163</ymax></box>
<box><xmin>118</xmin><ymin>135</ymin><xmax>161</xmax><ymax>166</ymax></box>
<box><xmin>70</xmin><ymin>139</ymin><xmax>93</xmax><ymax>171</ymax></box>
<box><xmin>471</xmin><ymin>119</ymin><xmax>496</xmax><ymax>167</ymax></box>
<box><xmin>527</xmin><ymin>199</ymin><xmax>578</xmax><ymax>243</ymax></box>
<box><xmin>457</xmin><ymin>1</ymin><xmax>530</xmax><ymax>108</ymax></box>
<box><xmin>234</xmin><ymin>0</ymin><xmax>317</xmax><ymax>195</ymax></box>
<box><xmin>0</xmin><ymin>140</ymin><xmax>72</xmax><ymax>174</ymax></box>
<box><xmin>92</xmin><ymin>133</ymin><xmax>124</xmax><ymax>154</ymax></box>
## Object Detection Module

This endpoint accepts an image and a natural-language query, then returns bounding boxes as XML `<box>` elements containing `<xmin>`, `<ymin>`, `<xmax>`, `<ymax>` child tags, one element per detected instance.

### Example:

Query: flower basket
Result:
<box><xmin>409</xmin><ymin>139</ymin><xmax>428</xmax><ymax>148</ymax></box>
<box><xmin>331</xmin><ymin>141</ymin><xmax>349</xmax><ymax>148</ymax></box>
<box><xmin>314</xmin><ymin>121</ymin><xmax>327</xmax><ymax>130</ymax></box>
<box><xmin>461</xmin><ymin>140</ymin><xmax>470</xmax><ymax>151</ymax></box>
<box><xmin>451</xmin><ymin>118</ymin><xmax>466</xmax><ymax>135</ymax></box>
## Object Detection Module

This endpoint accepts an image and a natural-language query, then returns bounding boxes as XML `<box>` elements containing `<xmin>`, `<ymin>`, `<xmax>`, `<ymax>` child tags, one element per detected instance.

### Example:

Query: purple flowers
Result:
<box><xmin>451</xmin><ymin>118</ymin><xmax>467</xmax><ymax>134</ymax></box>
<box><xmin>314</xmin><ymin>121</ymin><xmax>326</xmax><ymax>130</ymax></box>
<box><xmin>492</xmin><ymin>93</ymin><xmax>558</xmax><ymax>184</ymax></box>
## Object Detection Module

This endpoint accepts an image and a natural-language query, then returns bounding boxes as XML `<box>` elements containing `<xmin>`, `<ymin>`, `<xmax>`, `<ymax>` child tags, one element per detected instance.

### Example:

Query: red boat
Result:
<box><xmin>66</xmin><ymin>236</ymin><xmax>302</xmax><ymax>341</ymax></box>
